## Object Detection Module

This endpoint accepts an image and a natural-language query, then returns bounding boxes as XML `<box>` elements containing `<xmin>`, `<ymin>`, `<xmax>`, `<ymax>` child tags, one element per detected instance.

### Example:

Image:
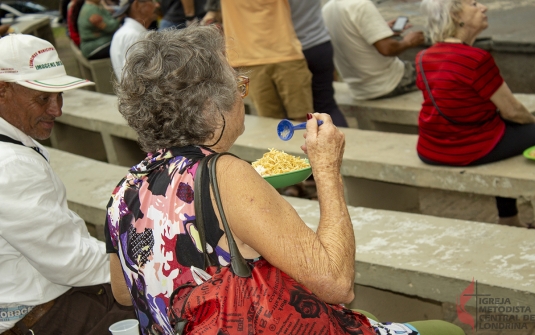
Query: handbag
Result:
<box><xmin>167</xmin><ymin>152</ymin><xmax>376</xmax><ymax>335</ymax></box>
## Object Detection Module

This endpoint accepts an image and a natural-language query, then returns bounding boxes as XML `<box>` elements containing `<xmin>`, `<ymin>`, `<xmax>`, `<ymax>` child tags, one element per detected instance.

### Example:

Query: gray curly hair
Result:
<box><xmin>115</xmin><ymin>25</ymin><xmax>238</xmax><ymax>153</ymax></box>
<box><xmin>420</xmin><ymin>0</ymin><xmax>464</xmax><ymax>43</ymax></box>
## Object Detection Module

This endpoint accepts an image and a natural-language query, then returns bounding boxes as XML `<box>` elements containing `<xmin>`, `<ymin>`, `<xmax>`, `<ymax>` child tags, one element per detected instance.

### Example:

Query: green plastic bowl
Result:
<box><xmin>523</xmin><ymin>146</ymin><xmax>535</xmax><ymax>160</ymax></box>
<box><xmin>263</xmin><ymin>166</ymin><xmax>312</xmax><ymax>189</ymax></box>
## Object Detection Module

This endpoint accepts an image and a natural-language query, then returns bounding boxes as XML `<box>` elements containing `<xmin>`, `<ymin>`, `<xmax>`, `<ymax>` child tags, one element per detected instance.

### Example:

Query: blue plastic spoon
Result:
<box><xmin>277</xmin><ymin>119</ymin><xmax>324</xmax><ymax>141</ymax></box>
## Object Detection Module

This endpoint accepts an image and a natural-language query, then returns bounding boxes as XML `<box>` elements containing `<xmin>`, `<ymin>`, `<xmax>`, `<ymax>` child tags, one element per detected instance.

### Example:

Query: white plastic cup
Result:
<box><xmin>109</xmin><ymin>319</ymin><xmax>140</xmax><ymax>335</ymax></box>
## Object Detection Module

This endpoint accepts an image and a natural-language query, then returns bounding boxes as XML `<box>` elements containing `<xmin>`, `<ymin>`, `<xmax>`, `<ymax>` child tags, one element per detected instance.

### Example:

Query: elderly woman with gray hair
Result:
<box><xmin>417</xmin><ymin>0</ymin><xmax>535</xmax><ymax>228</ymax></box>
<box><xmin>104</xmin><ymin>25</ymin><xmax>463</xmax><ymax>335</ymax></box>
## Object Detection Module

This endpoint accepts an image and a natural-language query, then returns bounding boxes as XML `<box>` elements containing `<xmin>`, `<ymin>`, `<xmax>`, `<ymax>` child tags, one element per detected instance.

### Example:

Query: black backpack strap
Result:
<box><xmin>0</xmin><ymin>134</ymin><xmax>47</xmax><ymax>161</ymax></box>
<box><xmin>0</xmin><ymin>134</ymin><xmax>25</xmax><ymax>146</ymax></box>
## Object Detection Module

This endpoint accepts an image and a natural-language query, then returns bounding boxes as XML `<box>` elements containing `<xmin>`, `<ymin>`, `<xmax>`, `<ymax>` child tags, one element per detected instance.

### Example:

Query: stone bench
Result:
<box><xmin>46</xmin><ymin>146</ymin><xmax>535</xmax><ymax>327</ymax></box>
<box><xmin>48</xmin><ymin>147</ymin><xmax>128</xmax><ymax>240</ymax></box>
<box><xmin>333</xmin><ymin>82</ymin><xmax>535</xmax><ymax>134</ymax></box>
<box><xmin>56</xmin><ymin>89</ymin><xmax>535</xmax><ymax>223</ymax></box>
<box><xmin>69</xmin><ymin>40</ymin><xmax>115</xmax><ymax>95</ymax></box>
<box><xmin>51</xmin><ymin>89</ymin><xmax>139</xmax><ymax>166</ymax></box>
<box><xmin>231</xmin><ymin>113</ymin><xmax>535</xmax><ymax>223</ymax></box>
<box><xmin>10</xmin><ymin>17</ymin><xmax>56</xmax><ymax>46</ymax></box>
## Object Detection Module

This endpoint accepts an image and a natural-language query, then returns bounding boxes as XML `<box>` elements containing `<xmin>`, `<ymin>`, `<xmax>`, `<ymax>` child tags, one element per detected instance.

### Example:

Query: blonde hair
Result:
<box><xmin>420</xmin><ymin>0</ymin><xmax>464</xmax><ymax>43</ymax></box>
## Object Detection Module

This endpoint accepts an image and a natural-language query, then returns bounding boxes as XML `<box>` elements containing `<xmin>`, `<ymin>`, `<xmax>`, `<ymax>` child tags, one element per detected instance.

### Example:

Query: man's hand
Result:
<box><xmin>402</xmin><ymin>31</ymin><xmax>425</xmax><ymax>48</ymax></box>
<box><xmin>89</xmin><ymin>14</ymin><xmax>106</xmax><ymax>30</ymax></box>
<box><xmin>387</xmin><ymin>18</ymin><xmax>414</xmax><ymax>36</ymax></box>
<box><xmin>201</xmin><ymin>10</ymin><xmax>222</xmax><ymax>25</ymax></box>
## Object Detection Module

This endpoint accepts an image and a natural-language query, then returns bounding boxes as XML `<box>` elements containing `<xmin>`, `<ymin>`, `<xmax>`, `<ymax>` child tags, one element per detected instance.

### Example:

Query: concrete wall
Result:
<box><xmin>400</xmin><ymin>44</ymin><xmax>535</xmax><ymax>95</ymax></box>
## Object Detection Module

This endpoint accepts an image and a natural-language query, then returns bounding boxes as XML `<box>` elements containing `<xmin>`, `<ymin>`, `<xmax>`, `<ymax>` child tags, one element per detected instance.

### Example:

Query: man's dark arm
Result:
<box><xmin>205</xmin><ymin>0</ymin><xmax>220</xmax><ymax>12</ymax></box>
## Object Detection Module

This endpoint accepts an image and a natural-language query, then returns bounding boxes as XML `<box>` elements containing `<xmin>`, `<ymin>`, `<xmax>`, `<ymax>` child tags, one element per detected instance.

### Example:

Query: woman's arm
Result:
<box><xmin>89</xmin><ymin>6</ymin><xmax>119</xmax><ymax>33</ymax></box>
<box><xmin>110</xmin><ymin>253</ymin><xmax>133</xmax><ymax>306</ymax></box>
<box><xmin>181</xmin><ymin>0</ymin><xmax>195</xmax><ymax>18</ymax></box>
<box><xmin>215</xmin><ymin>114</ymin><xmax>356</xmax><ymax>304</ymax></box>
<box><xmin>491</xmin><ymin>82</ymin><xmax>535</xmax><ymax>124</ymax></box>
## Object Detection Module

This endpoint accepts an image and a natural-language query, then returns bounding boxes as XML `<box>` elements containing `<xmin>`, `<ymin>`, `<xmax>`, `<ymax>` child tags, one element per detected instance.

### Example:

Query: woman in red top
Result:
<box><xmin>417</xmin><ymin>0</ymin><xmax>535</xmax><ymax>228</ymax></box>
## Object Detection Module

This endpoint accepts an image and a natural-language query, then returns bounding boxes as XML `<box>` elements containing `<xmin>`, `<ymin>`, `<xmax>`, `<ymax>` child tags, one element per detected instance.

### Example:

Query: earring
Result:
<box><xmin>459</xmin><ymin>22</ymin><xmax>465</xmax><ymax>27</ymax></box>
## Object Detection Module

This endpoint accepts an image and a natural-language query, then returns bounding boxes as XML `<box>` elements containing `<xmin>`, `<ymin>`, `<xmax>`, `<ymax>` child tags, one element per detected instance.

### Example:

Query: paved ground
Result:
<box><xmin>374</xmin><ymin>0</ymin><xmax>535</xmax><ymax>45</ymax></box>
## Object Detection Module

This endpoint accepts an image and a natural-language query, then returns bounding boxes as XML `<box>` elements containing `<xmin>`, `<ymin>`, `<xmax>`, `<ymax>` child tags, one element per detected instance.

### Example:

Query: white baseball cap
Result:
<box><xmin>0</xmin><ymin>34</ymin><xmax>95</xmax><ymax>92</ymax></box>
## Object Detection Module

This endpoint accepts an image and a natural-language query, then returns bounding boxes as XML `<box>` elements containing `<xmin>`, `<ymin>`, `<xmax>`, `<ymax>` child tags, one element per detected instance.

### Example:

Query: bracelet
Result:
<box><xmin>185</xmin><ymin>15</ymin><xmax>195</xmax><ymax>21</ymax></box>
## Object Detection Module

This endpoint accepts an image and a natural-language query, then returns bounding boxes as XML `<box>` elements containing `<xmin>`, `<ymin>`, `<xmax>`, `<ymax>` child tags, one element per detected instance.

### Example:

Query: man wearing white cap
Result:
<box><xmin>0</xmin><ymin>34</ymin><xmax>135</xmax><ymax>335</ymax></box>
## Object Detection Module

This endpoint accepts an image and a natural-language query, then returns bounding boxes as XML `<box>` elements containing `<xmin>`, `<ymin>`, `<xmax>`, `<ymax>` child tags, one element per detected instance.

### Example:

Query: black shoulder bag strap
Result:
<box><xmin>193</xmin><ymin>153</ymin><xmax>217</xmax><ymax>269</ymax></box>
<box><xmin>0</xmin><ymin>134</ymin><xmax>47</xmax><ymax>161</ymax></box>
<box><xmin>170</xmin><ymin>152</ymin><xmax>251</xmax><ymax>335</ymax></box>
<box><xmin>208</xmin><ymin>153</ymin><xmax>251</xmax><ymax>278</ymax></box>
<box><xmin>193</xmin><ymin>152</ymin><xmax>251</xmax><ymax>277</ymax></box>
<box><xmin>418</xmin><ymin>50</ymin><xmax>490</xmax><ymax>126</ymax></box>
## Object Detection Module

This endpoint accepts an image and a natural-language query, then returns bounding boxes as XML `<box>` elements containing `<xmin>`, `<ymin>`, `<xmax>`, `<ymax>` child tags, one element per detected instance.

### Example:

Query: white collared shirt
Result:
<box><xmin>110</xmin><ymin>17</ymin><xmax>148</xmax><ymax>81</ymax></box>
<box><xmin>0</xmin><ymin>117</ymin><xmax>110</xmax><ymax>332</ymax></box>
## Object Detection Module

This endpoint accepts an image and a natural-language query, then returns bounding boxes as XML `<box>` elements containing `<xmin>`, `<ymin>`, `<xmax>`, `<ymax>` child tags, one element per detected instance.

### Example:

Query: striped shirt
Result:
<box><xmin>416</xmin><ymin>43</ymin><xmax>505</xmax><ymax>165</ymax></box>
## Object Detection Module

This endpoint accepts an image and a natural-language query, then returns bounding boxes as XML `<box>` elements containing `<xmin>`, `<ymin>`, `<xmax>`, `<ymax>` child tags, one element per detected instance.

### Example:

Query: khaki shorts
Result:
<box><xmin>245</xmin><ymin>59</ymin><xmax>313</xmax><ymax>120</ymax></box>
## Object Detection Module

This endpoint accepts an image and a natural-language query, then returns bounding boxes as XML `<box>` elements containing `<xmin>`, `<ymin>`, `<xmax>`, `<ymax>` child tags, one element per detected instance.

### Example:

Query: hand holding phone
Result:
<box><xmin>392</xmin><ymin>16</ymin><xmax>408</xmax><ymax>33</ymax></box>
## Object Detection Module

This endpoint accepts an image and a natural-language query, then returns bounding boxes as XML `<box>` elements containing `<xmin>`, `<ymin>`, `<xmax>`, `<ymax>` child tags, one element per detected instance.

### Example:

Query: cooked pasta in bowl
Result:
<box><xmin>252</xmin><ymin>149</ymin><xmax>312</xmax><ymax>188</ymax></box>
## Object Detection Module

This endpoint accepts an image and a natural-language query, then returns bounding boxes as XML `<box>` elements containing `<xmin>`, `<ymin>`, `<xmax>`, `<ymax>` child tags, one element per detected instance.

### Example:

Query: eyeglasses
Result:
<box><xmin>237</xmin><ymin>75</ymin><xmax>249</xmax><ymax>98</ymax></box>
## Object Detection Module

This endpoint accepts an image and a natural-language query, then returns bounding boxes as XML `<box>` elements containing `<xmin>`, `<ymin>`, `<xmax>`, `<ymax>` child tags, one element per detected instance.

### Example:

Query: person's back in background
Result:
<box><xmin>204</xmin><ymin>0</ymin><xmax>313</xmax><ymax>121</ymax></box>
<box><xmin>288</xmin><ymin>0</ymin><xmax>348</xmax><ymax>127</ymax></box>
<box><xmin>322</xmin><ymin>0</ymin><xmax>424</xmax><ymax>100</ymax></box>
<box><xmin>78</xmin><ymin>0</ymin><xmax>120</xmax><ymax>59</ymax></box>
<box><xmin>110</xmin><ymin>0</ymin><xmax>159</xmax><ymax>80</ymax></box>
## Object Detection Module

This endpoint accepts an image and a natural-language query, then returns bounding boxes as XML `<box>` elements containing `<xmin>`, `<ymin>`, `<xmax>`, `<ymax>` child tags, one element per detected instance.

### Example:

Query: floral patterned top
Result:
<box><xmin>105</xmin><ymin>146</ymin><xmax>226</xmax><ymax>335</ymax></box>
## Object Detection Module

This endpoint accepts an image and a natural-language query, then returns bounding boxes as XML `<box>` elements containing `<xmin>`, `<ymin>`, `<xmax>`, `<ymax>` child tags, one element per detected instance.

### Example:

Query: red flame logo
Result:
<box><xmin>456</xmin><ymin>278</ymin><xmax>475</xmax><ymax>332</ymax></box>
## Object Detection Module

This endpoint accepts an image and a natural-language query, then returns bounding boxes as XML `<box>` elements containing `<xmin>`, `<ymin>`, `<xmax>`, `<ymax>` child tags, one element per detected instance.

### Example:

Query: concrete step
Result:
<box><xmin>54</xmin><ymin>90</ymin><xmax>535</xmax><ymax>225</ymax></box>
<box><xmin>47</xmin><ymin>146</ymin><xmax>535</xmax><ymax>329</ymax></box>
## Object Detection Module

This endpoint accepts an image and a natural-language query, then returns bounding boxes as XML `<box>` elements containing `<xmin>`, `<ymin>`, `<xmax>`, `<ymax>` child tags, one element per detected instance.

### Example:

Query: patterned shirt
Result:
<box><xmin>105</xmin><ymin>146</ymin><xmax>226</xmax><ymax>335</ymax></box>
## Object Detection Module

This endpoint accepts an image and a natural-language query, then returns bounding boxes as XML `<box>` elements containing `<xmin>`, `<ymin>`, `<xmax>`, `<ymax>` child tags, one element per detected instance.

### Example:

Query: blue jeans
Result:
<box><xmin>158</xmin><ymin>19</ymin><xmax>187</xmax><ymax>31</ymax></box>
